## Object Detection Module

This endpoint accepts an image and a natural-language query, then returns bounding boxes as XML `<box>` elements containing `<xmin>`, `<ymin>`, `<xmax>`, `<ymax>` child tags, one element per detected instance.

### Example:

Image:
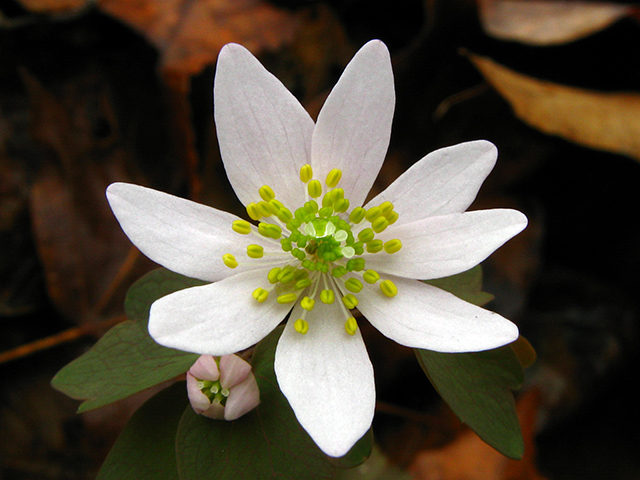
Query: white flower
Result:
<box><xmin>186</xmin><ymin>354</ymin><xmax>260</xmax><ymax>421</ymax></box>
<box><xmin>106</xmin><ymin>40</ymin><xmax>527</xmax><ymax>457</ymax></box>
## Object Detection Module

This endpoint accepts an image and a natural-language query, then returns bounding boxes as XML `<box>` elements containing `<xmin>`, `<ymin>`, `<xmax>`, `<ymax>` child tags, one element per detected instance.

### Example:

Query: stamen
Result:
<box><xmin>308</xmin><ymin>180</ymin><xmax>322</xmax><ymax>198</ymax></box>
<box><xmin>232</xmin><ymin>220</ymin><xmax>252</xmax><ymax>235</ymax></box>
<box><xmin>258</xmin><ymin>222</ymin><xmax>282</xmax><ymax>239</ymax></box>
<box><xmin>222</xmin><ymin>253</ymin><xmax>238</xmax><ymax>268</ymax></box>
<box><xmin>384</xmin><ymin>239</ymin><xmax>403</xmax><ymax>254</ymax></box>
<box><xmin>300</xmin><ymin>296</ymin><xmax>315</xmax><ymax>311</ymax></box>
<box><xmin>252</xmin><ymin>288</ymin><xmax>269</xmax><ymax>303</ymax></box>
<box><xmin>247</xmin><ymin>245</ymin><xmax>264</xmax><ymax>259</ymax></box>
<box><xmin>345</xmin><ymin>317</ymin><xmax>358</xmax><ymax>335</ymax></box>
<box><xmin>342</xmin><ymin>293</ymin><xmax>359</xmax><ymax>309</ymax></box>
<box><xmin>380</xmin><ymin>279</ymin><xmax>398</xmax><ymax>297</ymax></box>
<box><xmin>259</xmin><ymin>185</ymin><xmax>276</xmax><ymax>202</ymax></box>
<box><xmin>300</xmin><ymin>164</ymin><xmax>313</xmax><ymax>183</ymax></box>
<box><xmin>294</xmin><ymin>318</ymin><xmax>309</xmax><ymax>334</ymax></box>
<box><xmin>344</xmin><ymin>278</ymin><xmax>363</xmax><ymax>293</ymax></box>
<box><xmin>365</xmin><ymin>206</ymin><xmax>382</xmax><ymax>222</ymax></box>
<box><xmin>295</xmin><ymin>278</ymin><xmax>312</xmax><ymax>290</ymax></box>
<box><xmin>334</xmin><ymin>198</ymin><xmax>350</xmax><ymax>213</ymax></box>
<box><xmin>320</xmin><ymin>289</ymin><xmax>335</xmax><ymax>304</ymax></box>
<box><xmin>366</xmin><ymin>240</ymin><xmax>383</xmax><ymax>253</ymax></box>
<box><xmin>277</xmin><ymin>293</ymin><xmax>298</xmax><ymax>304</ymax></box>
<box><xmin>363</xmin><ymin>269</ymin><xmax>380</xmax><ymax>284</ymax></box>
<box><xmin>246</xmin><ymin>203</ymin><xmax>261</xmax><ymax>221</ymax></box>
<box><xmin>326</xmin><ymin>168</ymin><xmax>342</xmax><ymax>188</ymax></box>
<box><xmin>256</xmin><ymin>201</ymin><xmax>272</xmax><ymax>218</ymax></box>
<box><xmin>349</xmin><ymin>207</ymin><xmax>366</xmax><ymax>224</ymax></box>
<box><xmin>358</xmin><ymin>228</ymin><xmax>375</xmax><ymax>243</ymax></box>
<box><xmin>371</xmin><ymin>216</ymin><xmax>389</xmax><ymax>233</ymax></box>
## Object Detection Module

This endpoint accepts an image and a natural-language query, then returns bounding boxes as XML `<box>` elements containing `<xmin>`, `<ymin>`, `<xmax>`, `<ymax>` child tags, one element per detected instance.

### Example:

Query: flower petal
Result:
<box><xmin>311</xmin><ymin>40</ymin><xmax>394</xmax><ymax>207</ymax></box>
<box><xmin>366</xmin><ymin>141</ymin><xmax>499</xmax><ymax>224</ymax></box>
<box><xmin>107</xmin><ymin>182</ymin><xmax>271</xmax><ymax>282</ymax></box>
<box><xmin>224</xmin><ymin>374</ymin><xmax>261</xmax><ymax>421</ymax></box>
<box><xmin>186</xmin><ymin>372</ymin><xmax>214</xmax><ymax>413</ymax></box>
<box><xmin>357</xmin><ymin>276</ymin><xmax>519</xmax><ymax>352</ymax></box>
<box><xmin>219</xmin><ymin>354</ymin><xmax>251</xmax><ymax>389</ymax></box>
<box><xmin>364</xmin><ymin>209</ymin><xmax>528</xmax><ymax>280</ymax></box>
<box><xmin>189</xmin><ymin>355</ymin><xmax>220</xmax><ymax>381</ymax></box>
<box><xmin>149</xmin><ymin>268</ymin><xmax>292</xmax><ymax>355</ymax></box>
<box><xmin>214</xmin><ymin>43</ymin><xmax>314</xmax><ymax>208</ymax></box>
<box><xmin>274</xmin><ymin>300</ymin><xmax>375</xmax><ymax>457</ymax></box>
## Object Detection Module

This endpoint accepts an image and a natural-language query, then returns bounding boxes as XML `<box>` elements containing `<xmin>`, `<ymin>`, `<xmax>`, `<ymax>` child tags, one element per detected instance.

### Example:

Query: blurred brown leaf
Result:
<box><xmin>477</xmin><ymin>0</ymin><xmax>631</xmax><ymax>45</ymax></box>
<box><xmin>17</xmin><ymin>0</ymin><xmax>88</xmax><ymax>14</ymax></box>
<box><xmin>409</xmin><ymin>389</ymin><xmax>547</xmax><ymax>480</ymax></box>
<box><xmin>469</xmin><ymin>53</ymin><xmax>640</xmax><ymax>162</ymax></box>
<box><xmin>98</xmin><ymin>0</ymin><xmax>302</xmax><ymax>75</ymax></box>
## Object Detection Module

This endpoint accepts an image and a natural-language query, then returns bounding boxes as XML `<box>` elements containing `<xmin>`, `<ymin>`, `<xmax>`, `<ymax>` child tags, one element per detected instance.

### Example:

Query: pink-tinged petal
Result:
<box><xmin>214</xmin><ymin>43</ymin><xmax>314</xmax><ymax>208</ymax></box>
<box><xmin>186</xmin><ymin>372</ymin><xmax>215</xmax><ymax>414</ymax></box>
<box><xmin>311</xmin><ymin>40</ymin><xmax>394</xmax><ymax>207</ymax></box>
<box><xmin>364</xmin><ymin>209</ymin><xmax>528</xmax><ymax>280</ymax></box>
<box><xmin>357</xmin><ymin>276</ymin><xmax>519</xmax><ymax>353</ymax></box>
<box><xmin>189</xmin><ymin>355</ymin><xmax>220</xmax><ymax>381</ymax></box>
<box><xmin>274</xmin><ymin>301</ymin><xmax>375</xmax><ymax>457</ymax></box>
<box><xmin>149</xmin><ymin>268</ymin><xmax>292</xmax><ymax>355</ymax></box>
<box><xmin>106</xmin><ymin>183</ymin><xmax>273</xmax><ymax>282</ymax></box>
<box><xmin>201</xmin><ymin>401</ymin><xmax>226</xmax><ymax>420</ymax></box>
<box><xmin>224</xmin><ymin>373</ymin><xmax>261</xmax><ymax>421</ymax></box>
<box><xmin>366</xmin><ymin>141</ymin><xmax>498</xmax><ymax>224</ymax></box>
<box><xmin>219</xmin><ymin>354</ymin><xmax>252</xmax><ymax>389</ymax></box>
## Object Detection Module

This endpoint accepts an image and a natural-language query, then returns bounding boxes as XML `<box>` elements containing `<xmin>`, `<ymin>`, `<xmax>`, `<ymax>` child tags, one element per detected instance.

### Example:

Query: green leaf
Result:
<box><xmin>96</xmin><ymin>382</ymin><xmax>186</xmax><ymax>480</ymax></box>
<box><xmin>424</xmin><ymin>265</ymin><xmax>494</xmax><ymax>306</ymax></box>
<box><xmin>415</xmin><ymin>345</ymin><xmax>524</xmax><ymax>459</ymax></box>
<box><xmin>51</xmin><ymin>268</ymin><xmax>204</xmax><ymax>412</ymax></box>
<box><xmin>175</xmin><ymin>326</ymin><xmax>345</xmax><ymax>479</ymax></box>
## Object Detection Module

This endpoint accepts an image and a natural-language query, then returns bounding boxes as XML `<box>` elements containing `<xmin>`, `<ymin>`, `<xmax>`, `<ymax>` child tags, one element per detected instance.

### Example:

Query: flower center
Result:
<box><xmin>196</xmin><ymin>379</ymin><xmax>230</xmax><ymax>406</ymax></box>
<box><xmin>222</xmin><ymin>164</ymin><xmax>402</xmax><ymax>336</ymax></box>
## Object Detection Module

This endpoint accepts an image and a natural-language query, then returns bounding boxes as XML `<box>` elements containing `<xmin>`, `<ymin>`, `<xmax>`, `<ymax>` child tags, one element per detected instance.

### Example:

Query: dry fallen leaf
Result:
<box><xmin>99</xmin><ymin>0</ymin><xmax>301</xmax><ymax>75</ymax></box>
<box><xmin>409</xmin><ymin>389</ymin><xmax>547</xmax><ymax>480</ymax></box>
<box><xmin>469</xmin><ymin>53</ymin><xmax>640</xmax><ymax>162</ymax></box>
<box><xmin>477</xmin><ymin>0</ymin><xmax>631</xmax><ymax>45</ymax></box>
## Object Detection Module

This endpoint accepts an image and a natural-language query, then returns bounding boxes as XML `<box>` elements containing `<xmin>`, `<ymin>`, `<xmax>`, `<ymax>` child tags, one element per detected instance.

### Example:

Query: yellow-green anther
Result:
<box><xmin>365</xmin><ymin>206</ymin><xmax>382</xmax><ymax>222</ymax></box>
<box><xmin>380</xmin><ymin>279</ymin><xmax>398</xmax><ymax>297</ymax></box>
<box><xmin>257</xmin><ymin>201</ymin><xmax>272</xmax><ymax>217</ymax></box>
<box><xmin>320</xmin><ymin>289</ymin><xmax>335</xmax><ymax>304</ymax></box>
<box><xmin>268</xmin><ymin>267</ymin><xmax>281</xmax><ymax>284</ymax></box>
<box><xmin>300</xmin><ymin>164</ymin><xmax>313</xmax><ymax>183</ymax></box>
<box><xmin>295</xmin><ymin>278</ymin><xmax>312</xmax><ymax>290</ymax></box>
<box><xmin>277</xmin><ymin>207</ymin><xmax>293</xmax><ymax>223</ymax></box>
<box><xmin>222</xmin><ymin>253</ymin><xmax>238</xmax><ymax>269</ymax></box>
<box><xmin>321</xmin><ymin>192</ymin><xmax>334</xmax><ymax>208</ymax></box>
<box><xmin>247</xmin><ymin>244</ymin><xmax>264</xmax><ymax>259</ymax></box>
<box><xmin>294</xmin><ymin>318</ymin><xmax>309</xmax><ymax>334</ymax></box>
<box><xmin>342</xmin><ymin>294</ymin><xmax>359</xmax><ymax>309</ymax></box>
<box><xmin>379</xmin><ymin>201</ymin><xmax>394</xmax><ymax>215</ymax></box>
<box><xmin>326</xmin><ymin>168</ymin><xmax>342</xmax><ymax>188</ymax></box>
<box><xmin>366</xmin><ymin>240</ymin><xmax>383</xmax><ymax>253</ymax></box>
<box><xmin>345</xmin><ymin>317</ymin><xmax>358</xmax><ymax>335</ymax></box>
<box><xmin>331</xmin><ymin>266</ymin><xmax>348</xmax><ymax>277</ymax></box>
<box><xmin>345</xmin><ymin>278</ymin><xmax>363</xmax><ymax>293</ymax></box>
<box><xmin>308</xmin><ymin>179</ymin><xmax>322</xmax><ymax>198</ymax></box>
<box><xmin>372</xmin><ymin>216</ymin><xmax>389</xmax><ymax>233</ymax></box>
<box><xmin>358</xmin><ymin>228</ymin><xmax>375</xmax><ymax>243</ymax></box>
<box><xmin>349</xmin><ymin>207</ymin><xmax>366</xmax><ymax>224</ymax></box>
<box><xmin>246</xmin><ymin>203</ymin><xmax>261</xmax><ymax>221</ymax></box>
<box><xmin>384</xmin><ymin>239</ymin><xmax>403</xmax><ymax>254</ymax></box>
<box><xmin>300</xmin><ymin>296</ymin><xmax>315</xmax><ymax>311</ymax></box>
<box><xmin>259</xmin><ymin>185</ymin><xmax>276</xmax><ymax>202</ymax></box>
<box><xmin>232</xmin><ymin>220</ymin><xmax>252</xmax><ymax>235</ymax></box>
<box><xmin>329</xmin><ymin>188</ymin><xmax>344</xmax><ymax>201</ymax></box>
<box><xmin>304</xmin><ymin>200</ymin><xmax>318</xmax><ymax>214</ymax></box>
<box><xmin>277</xmin><ymin>267</ymin><xmax>295</xmax><ymax>284</ymax></box>
<box><xmin>252</xmin><ymin>288</ymin><xmax>269</xmax><ymax>303</ymax></box>
<box><xmin>277</xmin><ymin>293</ymin><xmax>298</xmax><ymax>304</ymax></box>
<box><xmin>385</xmin><ymin>210</ymin><xmax>399</xmax><ymax>225</ymax></box>
<box><xmin>334</xmin><ymin>198</ymin><xmax>350</xmax><ymax>213</ymax></box>
<box><xmin>363</xmin><ymin>269</ymin><xmax>380</xmax><ymax>284</ymax></box>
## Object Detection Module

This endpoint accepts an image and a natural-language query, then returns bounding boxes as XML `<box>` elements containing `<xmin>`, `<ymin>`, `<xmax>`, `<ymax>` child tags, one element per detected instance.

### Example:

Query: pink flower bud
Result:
<box><xmin>186</xmin><ymin>354</ymin><xmax>260</xmax><ymax>421</ymax></box>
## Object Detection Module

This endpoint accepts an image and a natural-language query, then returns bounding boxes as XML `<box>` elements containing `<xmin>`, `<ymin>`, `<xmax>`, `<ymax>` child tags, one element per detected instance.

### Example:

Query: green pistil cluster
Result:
<box><xmin>223</xmin><ymin>164</ymin><xmax>402</xmax><ymax>336</ymax></box>
<box><xmin>196</xmin><ymin>379</ymin><xmax>230</xmax><ymax>406</ymax></box>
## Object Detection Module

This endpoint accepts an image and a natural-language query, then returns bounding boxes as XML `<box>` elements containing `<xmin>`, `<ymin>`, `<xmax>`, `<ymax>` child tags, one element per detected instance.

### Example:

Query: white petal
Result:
<box><xmin>366</xmin><ymin>141</ymin><xmax>498</xmax><ymax>224</ymax></box>
<box><xmin>107</xmin><ymin>183</ymin><xmax>272</xmax><ymax>282</ymax></box>
<box><xmin>311</xmin><ymin>40</ymin><xmax>394</xmax><ymax>207</ymax></box>
<box><xmin>214</xmin><ymin>43</ymin><xmax>314</xmax><ymax>208</ymax></box>
<box><xmin>219</xmin><ymin>354</ymin><xmax>251</xmax><ymax>389</ymax></box>
<box><xmin>364</xmin><ymin>209</ymin><xmax>528</xmax><ymax>280</ymax></box>
<box><xmin>224</xmin><ymin>374</ymin><xmax>261</xmax><ymax>421</ymax></box>
<box><xmin>149</xmin><ymin>269</ymin><xmax>292</xmax><ymax>355</ymax></box>
<box><xmin>357</xmin><ymin>276</ymin><xmax>519</xmax><ymax>352</ymax></box>
<box><xmin>274</xmin><ymin>300</ymin><xmax>375</xmax><ymax>457</ymax></box>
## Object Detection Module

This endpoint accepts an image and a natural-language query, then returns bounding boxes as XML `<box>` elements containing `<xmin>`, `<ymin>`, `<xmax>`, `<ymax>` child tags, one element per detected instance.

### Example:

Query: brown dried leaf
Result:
<box><xmin>98</xmin><ymin>0</ymin><xmax>301</xmax><ymax>75</ymax></box>
<box><xmin>17</xmin><ymin>0</ymin><xmax>88</xmax><ymax>14</ymax></box>
<box><xmin>409</xmin><ymin>390</ymin><xmax>547</xmax><ymax>480</ymax></box>
<box><xmin>478</xmin><ymin>0</ymin><xmax>631</xmax><ymax>45</ymax></box>
<box><xmin>469</xmin><ymin>53</ymin><xmax>640</xmax><ymax>162</ymax></box>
